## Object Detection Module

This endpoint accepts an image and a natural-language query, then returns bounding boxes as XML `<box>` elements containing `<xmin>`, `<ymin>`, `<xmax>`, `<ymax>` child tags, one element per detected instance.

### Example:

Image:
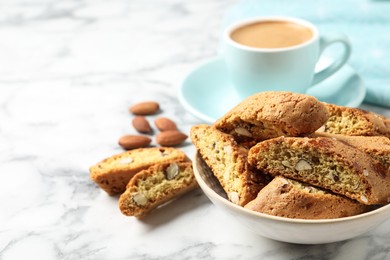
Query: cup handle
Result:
<box><xmin>311</xmin><ymin>34</ymin><xmax>351</xmax><ymax>86</ymax></box>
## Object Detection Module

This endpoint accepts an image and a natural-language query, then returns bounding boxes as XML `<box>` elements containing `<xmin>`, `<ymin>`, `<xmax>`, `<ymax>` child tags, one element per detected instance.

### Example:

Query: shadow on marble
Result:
<box><xmin>138</xmin><ymin>189</ymin><xmax>209</xmax><ymax>228</ymax></box>
<box><xmin>133</xmin><ymin>141</ymin><xmax>193</xmax><ymax>150</ymax></box>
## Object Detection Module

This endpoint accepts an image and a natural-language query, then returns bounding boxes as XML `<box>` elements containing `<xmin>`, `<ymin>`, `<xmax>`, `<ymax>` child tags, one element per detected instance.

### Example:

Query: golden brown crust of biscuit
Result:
<box><xmin>190</xmin><ymin>124</ymin><xmax>270</xmax><ymax>206</ymax></box>
<box><xmin>90</xmin><ymin>147</ymin><xmax>188</xmax><ymax>195</ymax></box>
<box><xmin>248</xmin><ymin>136</ymin><xmax>390</xmax><ymax>205</ymax></box>
<box><xmin>245</xmin><ymin>176</ymin><xmax>371</xmax><ymax>219</ymax></box>
<box><xmin>384</xmin><ymin>118</ymin><xmax>390</xmax><ymax>130</ymax></box>
<box><xmin>118</xmin><ymin>162</ymin><xmax>197</xmax><ymax>218</ymax></box>
<box><xmin>214</xmin><ymin>92</ymin><xmax>329</xmax><ymax>142</ymax></box>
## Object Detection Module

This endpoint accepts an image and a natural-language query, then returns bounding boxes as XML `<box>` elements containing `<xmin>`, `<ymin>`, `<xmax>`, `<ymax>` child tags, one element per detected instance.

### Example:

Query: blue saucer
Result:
<box><xmin>179</xmin><ymin>57</ymin><xmax>366</xmax><ymax>123</ymax></box>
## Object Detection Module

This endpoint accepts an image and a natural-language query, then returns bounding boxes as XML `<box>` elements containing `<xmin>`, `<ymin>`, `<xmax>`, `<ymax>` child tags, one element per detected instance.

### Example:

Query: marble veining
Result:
<box><xmin>1</xmin><ymin>0</ymin><xmax>390</xmax><ymax>259</ymax></box>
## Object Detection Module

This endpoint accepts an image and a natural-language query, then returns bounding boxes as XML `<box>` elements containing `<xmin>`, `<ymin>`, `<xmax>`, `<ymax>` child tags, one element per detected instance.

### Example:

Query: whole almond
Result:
<box><xmin>156</xmin><ymin>130</ymin><xmax>187</xmax><ymax>147</ymax></box>
<box><xmin>132</xmin><ymin>116</ymin><xmax>151</xmax><ymax>134</ymax></box>
<box><xmin>155</xmin><ymin>117</ymin><xmax>177</xmax><ymax>131</ymax></box>
<box><xmin>118</xmin><ymin>135</ymin><xmax>151</xmax><ymax>150</ymax></box>
<box><xmin>130</xmin><ymin>101</ymin><xmax>160</xmax><ymax>115</ymax></box>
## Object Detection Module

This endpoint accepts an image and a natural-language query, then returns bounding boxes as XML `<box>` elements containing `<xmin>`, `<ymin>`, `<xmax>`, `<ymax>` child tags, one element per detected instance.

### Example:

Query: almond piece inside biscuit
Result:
<box><xmin>132</xmin><ymin>193</ymin><xmax>148</xmax><ymax>206</ymax></box>
<box><xmin>166</xmin><ymin>163</ymin><xmax>179</xmax><ymax>180</ymax></box>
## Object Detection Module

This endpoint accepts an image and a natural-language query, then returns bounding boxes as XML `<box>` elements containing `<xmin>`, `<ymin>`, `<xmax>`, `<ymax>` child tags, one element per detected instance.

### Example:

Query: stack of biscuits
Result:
<box><xmin>89</xmin><ymin>147</ymin><xmax>198</xmax><ymax>218</ymax></box>
<box><xmin>190</xmin><ymin>91</ymin><xmax>390</xmax><ymax>219</ymax></box>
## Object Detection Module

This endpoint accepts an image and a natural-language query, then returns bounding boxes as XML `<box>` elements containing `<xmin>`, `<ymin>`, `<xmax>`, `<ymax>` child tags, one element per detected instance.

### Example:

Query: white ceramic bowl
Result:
<box><xmin>193</xmin><ymin>153</ymin><xmax>390</xmax><ymax>244</ymax></box>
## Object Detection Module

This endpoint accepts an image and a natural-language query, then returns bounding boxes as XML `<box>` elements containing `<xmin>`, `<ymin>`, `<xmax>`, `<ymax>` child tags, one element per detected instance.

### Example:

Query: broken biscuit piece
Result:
<box><xmin>119</xmin><ymin>162</ymin><xmax>197</xmax><ymax>218</ymax></box>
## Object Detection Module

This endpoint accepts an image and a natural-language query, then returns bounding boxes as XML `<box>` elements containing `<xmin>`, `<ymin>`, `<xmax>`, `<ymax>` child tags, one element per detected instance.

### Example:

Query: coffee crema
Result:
<box><xmin>230</xmin><ymin>21</ymin><xmax>313</xmax><ymax>49</ymax></box>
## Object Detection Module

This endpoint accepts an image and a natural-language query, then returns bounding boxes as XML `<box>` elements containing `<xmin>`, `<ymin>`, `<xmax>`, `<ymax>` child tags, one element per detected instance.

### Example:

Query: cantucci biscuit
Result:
<box><xmin>190</xmin><ymin>124</ymin><xmax>269</xmax><ymax>206</ymax></box>
<box><xmin>118</xmin><ymin>162</ymin><xmax>197</xmax><ymax>218</ymax></box>
<box><xmin>90</xmin><ymin>147</ymin><xmax>188</xmax><ymax>195</ymax></box>
<box><xmin>214</xmin><ymin>91</ymin><xmax>329</xmax><ymax>143</ymax></box>
<box><xmin>248</xmin><ymin>136</ymin><xmax>390</xmax><ymax>205</ymax></box>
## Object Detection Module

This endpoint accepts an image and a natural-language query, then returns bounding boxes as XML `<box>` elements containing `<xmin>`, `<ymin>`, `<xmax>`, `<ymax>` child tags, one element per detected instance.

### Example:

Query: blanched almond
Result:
<box><xmin>234</xmin><ymin>127</ymin><xmax>252</xmax><ymax>137</ymax></box>
<box><xmin>118</xmin><ymin>135</ymin><xmax>151</xmax><ymax>150</ymax></box>
<box><xmin>165</xmin><ymin>163</ymin><xmax>179</xmax><ymax>180</ymax></box>
<box><xmin>295</xmin><ymin>159</ymin><xmax>312</xmax><ymax>171</ymax></box>
<box><xmin>132</xmin><ymin>193</ymin><xmax>148</xmax><ymax>206</ymax></box>
<box><xmin>156</xmin><ymin>130</ymin><xmax>187</xmax><ymax>147</ymax></box>
<box><xmin>155</xmin><ymin>117</ymin><xmax>177</xmax><ymax>131</ymax></box>
<box><xmin>132</xmin><ymin>116</ymin><xmax>151</xmax><ymax>133</ymax></box>
<box><xmin>130</xmin><ymin>101</ymin><xmax>160</xmax><ymax>115</ymax></box>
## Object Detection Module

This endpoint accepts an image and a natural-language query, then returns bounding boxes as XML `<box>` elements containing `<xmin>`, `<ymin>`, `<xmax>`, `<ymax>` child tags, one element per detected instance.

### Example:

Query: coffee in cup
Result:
<box><xmin>231</xmin><ymin>21</ymin><xmax>313</xmax><ymax>49</ymax></box>
<box><xmin>223</xmin><ymin>17</ymin><xmax>351</xmax><ymax>98</ymax></box>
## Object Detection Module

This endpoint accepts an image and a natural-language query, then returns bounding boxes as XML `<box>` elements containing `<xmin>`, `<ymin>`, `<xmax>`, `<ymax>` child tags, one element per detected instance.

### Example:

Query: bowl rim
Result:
<box><xmin>193</xmin><ymin>152</ymin><xmax>390</xmax><ymax>225</ymax></box>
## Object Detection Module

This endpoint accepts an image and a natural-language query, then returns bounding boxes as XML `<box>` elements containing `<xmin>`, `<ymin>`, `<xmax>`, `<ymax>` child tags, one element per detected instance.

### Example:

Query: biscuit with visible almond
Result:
<box><xmin>90</xmin><ymin>147</ymin><xmax>188</xmax><ymax>195</ymax></box>
<box><xmin>248</xmin><ymin>136</ymin><xmax>390</xmax><ymax>205</ymax></box>
<box><xmin>190</xmin><ymin>124</ymin><xmax>270</xmax><ymax>206</ymax></box>
<box><xmin>214</xmin><ymin>91</ymin><xmax>329</xmax><ymax>143</ymax></box>
<box><xmin>119</xmin><ymin>162</ymin><xmax>197</xmax><ymax>218</ymax></box>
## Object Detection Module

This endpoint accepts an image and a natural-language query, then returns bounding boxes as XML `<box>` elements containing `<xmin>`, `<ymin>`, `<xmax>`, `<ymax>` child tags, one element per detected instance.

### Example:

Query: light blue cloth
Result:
<box><xmin>223</xmin><ymin>0</ymin><xmax>390</xmax><ymax>108</ymax></box>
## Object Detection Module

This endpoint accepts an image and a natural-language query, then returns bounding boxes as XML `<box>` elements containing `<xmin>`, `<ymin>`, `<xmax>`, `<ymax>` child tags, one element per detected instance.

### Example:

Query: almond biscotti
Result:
<box><xmin>90</xmin><ymin>147</ymin><xmax>188</xmax><ymax>195</ymax></box>
<box><xmin>245</xmin><ymin>176</ymin><xmax>370</xmax><ymax>219</ymax></box>
<box><xmin>248</xmin><ymin>136</ymin><xmax>390</xmax><ymax>205</ymax></box>
<box><xmin>319</xmin><ymin>104</ymin><xmax>390</xmax><ymax>138</ymax></box>
<box><xmin>214</xmin><ymin>92</ymin><xmax>329</xmax><ymax>143</ymax></box>
<box><xmin>190</xmin><ymin>124</ymin><xmax>269</xmax><ymax>206</ymax></box>
<box><xmin>119</xmin><ymin>162</ymin><xmax>197</xmax><ymax>218</ymax></box>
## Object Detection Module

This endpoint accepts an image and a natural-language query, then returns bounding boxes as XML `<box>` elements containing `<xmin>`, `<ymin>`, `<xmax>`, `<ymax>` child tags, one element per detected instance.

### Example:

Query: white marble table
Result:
<box><xmin>1</xmin><ymin>0</ymin><xmax>390</xmax><ymax>259</ymax></box>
